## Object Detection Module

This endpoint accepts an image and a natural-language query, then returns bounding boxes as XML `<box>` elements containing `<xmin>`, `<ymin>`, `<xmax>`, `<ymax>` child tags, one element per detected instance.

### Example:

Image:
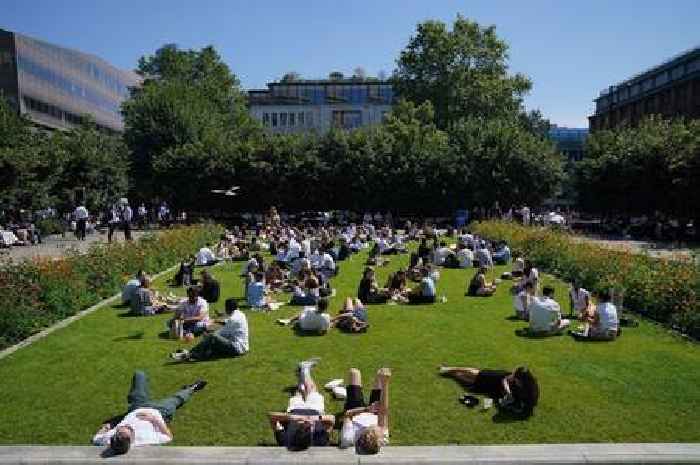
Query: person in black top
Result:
<box><xmin>199</xmin><ymin>270</ymin><xmax>220</xmax><ymax>303</ymax></box>
<box><xmin>439</xmin><ymin>365</ymin><xmax>539</xmax><ymax>419</ymax></box>
<box><xmin>417</xmin><ymin>237</ymin><xmax>431</xmax><ymax>261</ymax></box>
<box><xmin>357</xmin><ymin>267</ymin><xmax>388</xmax><ymax>304</ymax></box>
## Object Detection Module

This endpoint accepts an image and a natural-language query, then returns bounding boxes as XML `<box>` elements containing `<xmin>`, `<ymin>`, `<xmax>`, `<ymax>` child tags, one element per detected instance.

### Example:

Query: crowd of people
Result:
<box><xmin>104</xmin><ymin>211</ymin><xmax>626</xmax><ymax>455</ymax></box>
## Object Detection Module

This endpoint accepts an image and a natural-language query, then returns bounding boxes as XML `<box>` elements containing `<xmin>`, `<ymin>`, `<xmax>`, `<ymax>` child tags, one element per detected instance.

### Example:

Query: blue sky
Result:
<box><xmin>3</xmin><ymin>0</ymin><xmax>699</xmax><ymax>127</ymax></box>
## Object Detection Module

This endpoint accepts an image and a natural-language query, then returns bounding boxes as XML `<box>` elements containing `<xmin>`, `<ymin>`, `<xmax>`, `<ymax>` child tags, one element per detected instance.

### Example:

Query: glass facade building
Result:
<box><xmin>248</xmin><ymin>75</ymin><xmax>394</xmax><ymax>134</ymax></box>
<box><xmin>548</xmin><ymin>126</ymin><xmax>588</xmax><ymax>161</ymax></box>
<box><xmin>0</xmin><ymin>29</ymin><xmax>139</xmax><ymax>132</ymax></box>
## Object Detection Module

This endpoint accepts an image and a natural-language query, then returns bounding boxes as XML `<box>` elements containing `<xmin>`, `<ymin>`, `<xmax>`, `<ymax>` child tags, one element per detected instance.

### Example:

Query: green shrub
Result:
<box><xmin>0</xmin><ymin>224</ymin><xmax>223</xmax><ymax>350</ymax></box>
<box><xmin>473</xmin><ymin>221</ymin><xmax>699</xmax><ymax>337</ymax></box>
<box><xmin>35</xmin><ymin>218</ymin><xmax>66</xmax><ymax>236</ymax></box>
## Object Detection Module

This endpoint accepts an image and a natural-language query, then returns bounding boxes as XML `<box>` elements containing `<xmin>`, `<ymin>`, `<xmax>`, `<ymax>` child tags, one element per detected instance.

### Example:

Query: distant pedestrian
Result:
<box><xmin>74</xmin><ymin>204</ymin><xmax>89</xmax><ymax>241</ymax></box>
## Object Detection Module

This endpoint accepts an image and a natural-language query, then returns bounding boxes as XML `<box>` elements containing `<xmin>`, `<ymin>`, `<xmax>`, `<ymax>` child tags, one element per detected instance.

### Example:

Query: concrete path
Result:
<box><xmin>1</xmin><ymin>444</ymin><xmax>700</xmax><ymax>464</ymax></box>
<box><xmin>0</xmin><ymin>229</ymin><xmax>155</xmax><ymax>262</ymax></box>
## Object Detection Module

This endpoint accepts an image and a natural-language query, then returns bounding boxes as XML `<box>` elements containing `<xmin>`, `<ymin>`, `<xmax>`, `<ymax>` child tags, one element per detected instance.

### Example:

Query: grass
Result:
<box><xmin>0</xmin><ymin>244</ymin><xmax>699</xmax><ymax>446</ymax></box>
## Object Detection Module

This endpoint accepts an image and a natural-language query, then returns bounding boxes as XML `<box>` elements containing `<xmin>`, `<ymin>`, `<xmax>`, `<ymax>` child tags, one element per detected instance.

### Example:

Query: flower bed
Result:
<box><xmin>0</xmin><ymin>224</ymin><xmax>223</xmax><ymax>350</ymax></box>
<box><xmin>473</xmin><ymin>221</ymin><xmax>699</xmax><ymax>339</ymax></box>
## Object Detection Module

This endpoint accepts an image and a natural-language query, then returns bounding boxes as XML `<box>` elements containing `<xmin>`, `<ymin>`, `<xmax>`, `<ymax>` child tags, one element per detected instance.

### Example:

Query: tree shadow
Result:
<box><xmin>112</xmin><ymin>331</ymin><xmax>145</xmax><ymax>342</ymax></box>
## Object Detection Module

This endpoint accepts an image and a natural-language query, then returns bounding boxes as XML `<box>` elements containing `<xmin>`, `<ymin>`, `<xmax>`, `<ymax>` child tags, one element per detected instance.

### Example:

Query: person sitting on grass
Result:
<box><xmin>195</xmin><ymin>243</ymin><xmax>219</xmax><ymax>266</ymax></box>
<box><xmin>92</xmin><ymin>371</ymin><xmax>207</xmax><ymax>455</ymax></box>
<box><xmin>407</xmin><ymin>268</ymin><xmax>437</xmax><ymax>304</ymax></box>
<box><xmin>455</xmin><ymin>243</ymin><xmax>474</xmax><ymax>269</ymax></box>
<box><xmin>522</xmin><ymin>261</ymin><xmax>539</xmax><ymax>294</ymax></box>
<box><xmin>122</xmin><ymin>270</ymin><xmax>146</xmax><ymax>305</ymax></box>
<box><xmin>569</xmin><ymin>282</ymin><xmax>591</xmax><ymax>319</ymax></box>
<box><xmin>387</xmin><ymin>269</ymin><xmax>410</xmax><ymax>302</ymax></box>
<box><xmin>199</xmin><ymin>270</ymin><xmax>220</xmax><ymax>304</ymax></box>
<box><xmin>358</xmin><ymin>267</ymin><xmax>389</xmax><ymax>304</ymax></box>
<box><xmin>513</xmin><ymin>281</ymin><xmax>536</xmax><ymax>320</ymax></box>
<box><xmin>339</xmin><ymin>367</ymin><xmax>391</xmax><ymax>453</ymax></box>
<box><xmin>476</xmin><ymin>241</ymin><xmax>494</xmax><ymax>269</ymax></box>
<box><xmin>170</xmin><ymin>299</ymin><xmax>249</xmax><ymax>361</ymax></box>
<box><xmin>290</xmin><ymin>271</ymin><xmax>320</xmax><ymax>306</ymax></box>
<box><xmin>571</xmin><ymin>289</ymin><xmax>619</xmax><ymax>341</ymax></box>
<box><xmin>492</xmin><ymin>241</ymin><xmax>512</xmax><ymax>265</ymax></box>
<box><xmin>173</xmin><ymin>256</ymin><xmax>195</xmax><ymax>286</ymax></box>
<box><xmin>332</xmin><ymin>297</ymin><xmax>369</xmax><ymax>333</ymax></box>
<box><xmin>467</xmin><ymin>267</ymin><xmax>497</xmax><ymax>297</ymax></box>
<box><xmin>268</xmin><ymin>358</ymin><xmax>335</xmax><ymax>450</ymax></box>
<box><xmin>433</xmin><ymin>241</ymin><xmax>453</xmax><ymax>266</ymax></box>
<box><xmin>439</xmin><ymin>365</ymin><xmax>539</xmax><ymax>419</ymax></box>
<box><xmin>279</xmin><ymin>297</ymin><xmax>332</xmax><ymax>334</ymax></box>
<box><xmin>247</xmin><ymin>272</ymin><xmax>276</xmax><ymax>310</ymax></box>
<box><xmin>265</xmin><ymin>262</ymin><xmax>286</xmax><ymax>291</ymax></box>
<box><xmin>130</xmin><ymin>276</ymin><xmax>176</xmax><ymax>316</ymax></box>
<box><xmin>170</xmin><ymin>286</ymin><xmax>210</xmax><ymax>336</ymax></box>
<box><xmin>528</xmin><ymin>286</ymin><xmax>570</xmax><ymax>335</ymax></box>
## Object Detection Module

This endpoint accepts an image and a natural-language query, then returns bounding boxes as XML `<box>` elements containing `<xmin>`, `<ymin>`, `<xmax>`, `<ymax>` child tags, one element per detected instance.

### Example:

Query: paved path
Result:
<box><xmin>0</xmin><ymin>229</ymin><xmax>155</xmax><ymax>262</ymax></box>
<box><xmin>1</xmin><ymin>444</ymin><xmax>699</xmax><ymax>464</ymax></box>
<box><xmin>572</xmin><ymin>235</ymin><xmax>697</xmax><ymax>261</ymax></box>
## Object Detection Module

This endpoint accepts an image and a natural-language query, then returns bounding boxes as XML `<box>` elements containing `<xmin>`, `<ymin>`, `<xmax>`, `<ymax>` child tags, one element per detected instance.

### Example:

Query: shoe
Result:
<box><xmin>186</xmin><ymin>379</ymin><xmax>208</xmax><ymax>392</ymax></box>
<box><xmin>324</xmin><ymin>379</ymin><xmax>344</xmax><ymax>390</ymax></box>
<box><xmin>170</xmin><ymin>349</ymin><xmax>189</xmax><ymax>361</ymax></box>
<box><xmin>298</xmin><ymin>357</ymin><xmax>321</xmax><ymax>372</ymax></box>
<box><xmin>332</xmin><ymin>386</ymin><xmax>347</xmax><ymax>399</ymax></box>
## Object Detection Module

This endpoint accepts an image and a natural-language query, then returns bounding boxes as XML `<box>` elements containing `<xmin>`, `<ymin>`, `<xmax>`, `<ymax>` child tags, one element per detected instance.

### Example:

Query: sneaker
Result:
<box><xmin>324</xmin><ymin>379</ymin><xmax>344</xmax><ymax>390</ymax></box>
<box><xmin>186</xmin><ymin>379</ymin><xmax>208</xmax><ymax>392</ymax></box>
<box><xmin>277</xmin><ymin>318</ymin><xmax>292</xmax><ymax>326</ymax></box>
<box><xmin>170</xmin><ymin>349</ymin><xmax>189</xmax><ymax>361</ymax></box>
<box><xmin>298</xmin><ymin>357</ymin><xmax>321</xmax><ymax>372</ymax></box>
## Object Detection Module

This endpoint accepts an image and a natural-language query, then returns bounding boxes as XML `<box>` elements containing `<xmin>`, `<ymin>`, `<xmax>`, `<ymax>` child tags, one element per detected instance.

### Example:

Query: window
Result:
<box><xmin>306</xmin><ymin>112</ymin><xmax>313</xmax><ymax>127</ymax></box>
<box><xmin>272</xmin><ymin>113</ymin><xmax>278</xmax><ymax>127</ymax></box>
<box><xmin>263</xmin><ymin>113</ymin><xmax>270</xmax><ymax>126</ymax></box>
<box><xmin>299</xmin><ymin>112</ymin><xmax>305</xmax><ymax>126</ymax></box>
<box><xmin>289</xmin><ymin>112</ymin><xmax>295</xmax><ymax>127</ymax></box>
<box><xmin>280</xmin><ymin>112</ymin><xmax>287</xmax><ymax>126</ymax></box>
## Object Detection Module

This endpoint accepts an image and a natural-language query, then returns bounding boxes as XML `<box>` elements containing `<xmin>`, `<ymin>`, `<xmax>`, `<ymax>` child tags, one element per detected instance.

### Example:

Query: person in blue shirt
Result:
<box><xmin>493</xmin><ymin>241</ymin><xmax>512</xmax><ymax>265</ymax></box>
<box><xmin>407</xmin><ymin>268</ymin><xmax>436</xmax><ymax>304</ymax></box>
<box><xmin>247</xmin><ymin>272</ymin><xmax>269</xmax><ymax>309</ymax></box>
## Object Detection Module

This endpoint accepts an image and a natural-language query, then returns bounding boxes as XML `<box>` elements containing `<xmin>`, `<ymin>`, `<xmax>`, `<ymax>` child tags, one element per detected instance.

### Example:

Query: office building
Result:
<box><xmin>549</xmin><ymin>126</ymin><xmax>588</xmax><ymax>161</ymax></box>
<box><xmin>248</xmin><ymin>73</ymin><xmax>394</xmax><ymax>133</ymax></box>
<box><xmin>589</xmin><ymin>47</ymin><xmax>700</xmax><ymax>131</ymax></box>
<box><xmin>0</xmin><ymin>29</ymin><xmax>139</xmax><ymax>132</ymax></box>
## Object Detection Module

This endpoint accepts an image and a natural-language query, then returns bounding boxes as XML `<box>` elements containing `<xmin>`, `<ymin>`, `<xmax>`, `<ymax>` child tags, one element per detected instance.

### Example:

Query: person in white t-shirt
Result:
<box><xmin>512</xmin><ymin>257</ymin><xmax>525</xmax><ymax>277</ymax></box>
<box><xmin>281</xmin><ymin>298</ymin><xmax>332</xmax><ymax>334</ymax></box>
<box><xmin>170</xmin><ymin>300</ymin><xmax>249</xmax><ymax>361</ymax></box>
<box><xmin>340</xmin><ymin>367</ymin><xmax>391</xmax><ymax>454</ymax></box>
<box><xmin>569</xmin><ymin>283</ymin><xmax>591</xmax><ymax>319</ymax></box>
<box><xmin>513</xmin><ymin>281</ymin><xmax>536</xmax><ymax>320</ymax></box>
<box><xmin>573</xmin><ymin>289</ymin><xmax>619</xmax><ymax>341</ymax></box>
<box><xmin>195</xmin><ymin>244</ymin><xmax>218</xmax><ymax>266</ymax></box>
<box><xmin>74</xmin><ymin>204</ymin><xmax>89</xmax><ymax>240</ymax></box>
<box><xmin>92</xmin><ymin>371</ymin><xmax>206</xmax><ymax>455</ymax></box>
<box><xmin>171</xmin><ymin>286</ymin><xmax>210</xmax><ymax>336</ymax></box>
<box><xmin>523</xmin><ymin>261</ymin><xmax>539</xmax><ymax>294</ymax></box>
<box><xmin>456</xmin><ymin>243</ymin><xmax>474</xmax><ymax>268</ymax></box>
<box><xmin>528</xmin><ymin>286</ymin><xmax>570</xmax><ymax>335</ymax></box>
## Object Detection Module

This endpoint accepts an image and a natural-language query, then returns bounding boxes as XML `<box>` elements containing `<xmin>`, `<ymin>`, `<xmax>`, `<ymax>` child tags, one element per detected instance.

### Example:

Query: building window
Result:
<box><xmin>263</xmin><ymin>113</ymin><xmax>270</xmax><ymax>126</ymax></box>
<box><xmin>280</xmin><ymin>112</ymin><xmax>287</xmax><ymax>126</ymax></box>
<box><xmin>332</xmin><ymin>110</ymin><xmax>362</xmax><ymax>129</ymax></box>
<box><xmin>306</xmin><ymin>112</ymin><xmax>313</xmax><ymax>127</ymax></box>
<box><xmin>298</xmin><ymin>112</ymin><xmax>305</xmax><ymax>126</ymax></box>
<box><xmin>272</xmin><ymin>113</ymin><xmax>278</xmax><ymax>127</ymax></box>
<box><xmin>289</xmin><ymin>112</ymin><xmax>295</xmax><ymax>127</ymax></box>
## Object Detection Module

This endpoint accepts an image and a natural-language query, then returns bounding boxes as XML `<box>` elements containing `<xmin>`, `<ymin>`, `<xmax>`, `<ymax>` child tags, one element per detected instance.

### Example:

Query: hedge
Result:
<box><xmin>0</xmin><ymin>224</ymin><xmax>223</xmax><ymax>350</ymax></box>
<box><xmin>472</xmin><ymin>221</ymin><xmax>700</xmax><ymax>339</ymax></box>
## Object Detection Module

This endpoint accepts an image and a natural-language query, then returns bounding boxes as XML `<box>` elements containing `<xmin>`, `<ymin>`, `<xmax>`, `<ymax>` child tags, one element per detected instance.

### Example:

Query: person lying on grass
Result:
<box><xmin>528</xmin><ymin>286</ymin><xmax>570</xmax><ymax>335</ymax></box>
<box><xmin>407</xmin><ymin>267</ymin><xmax>437</xmax><ymax>304</ymax></box>
<box><xmin>268</xmin><ymin>358</ymin><xmax>335</xmax><ymax>450</ymax></box>
<box><xmin>278</xmin><ymin>297</ymin><xmax>332</xmax><ymax>334</ymax></box>
<box><xmin>339</xmin><ymin>367</ymin><xmax>391</xmax><ymax>454</ymax></box>
<box><xmin>170</xmin><ymin>299</ymin><xmax>249</xmax><ymax>361</ymax></box>
<box><xmin>467</xmin><ymin>266</ymin><xmax>497</xmax><ymax>297</ymax></box>
<box><xmin>92</xmin><ymin>371</ymin><xmax>207</xmax><ymax>455</ymax></box>
<box><xmin>570</xmin><ymin>289</ymin><xmax>619</xmax><ymax>341</ymax></box>
<box><xmin>168</xmin><ymin>286</ymin><xmax>210</xmax><ymax>337</ymax></box>
<box><xmin>130</xmin><ymin>276</ymin><xmax>179</xmax><ymax>316</ymax></box>
<box><xmin>439</xmin><ymin>365</ymin><xmax>539</xmax><ymax>419</ymax></box>
<box><xmin>332</xmin><ymin>297</ymin><xmax>369</xmax><ymax>332</ymax></box>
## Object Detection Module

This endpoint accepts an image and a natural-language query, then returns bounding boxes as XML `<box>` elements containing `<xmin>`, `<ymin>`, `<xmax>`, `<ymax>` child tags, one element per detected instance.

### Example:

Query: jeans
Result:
<box><xmin>190</xmin><ymin>333</ymin><xmax>242</xmax><ymax>360</ymax></box>
<box><xmin>127</xmin><ymin>371</ymin><xmax>192</xmax><ymax>422</ymax></box>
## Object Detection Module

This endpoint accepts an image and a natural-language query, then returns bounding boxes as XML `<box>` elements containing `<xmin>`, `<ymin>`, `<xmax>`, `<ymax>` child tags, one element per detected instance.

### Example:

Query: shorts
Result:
<box><xmin>287</xmin><ymin>391</ymin><xmax>325</xmax><ymax>414</ymax></box>
<box><xmin>344</xmin><ymin>385</ymin><xmax>382</xmax><ymax>411</ymax></box>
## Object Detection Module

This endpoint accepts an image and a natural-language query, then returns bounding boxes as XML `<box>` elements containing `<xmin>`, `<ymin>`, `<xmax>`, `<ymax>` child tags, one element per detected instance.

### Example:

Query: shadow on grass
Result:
<box><xmin>111</xmin><ymin>302</ymin><xmax>129</xmax><ymax>309</ymax></box>
<box><xmin>514</xmin><ymin>328</ymin><xmax>564</xmax><ymax>339</ymax></box>
<box><xmin>112</xmin><ymin>331</ymin><xmax>145</xmax><ymax>342</ymax></box>
<box><xmin>504</xmin><ymin>315</ymin><xmax>522</xmax><ymax>321</ymax></box>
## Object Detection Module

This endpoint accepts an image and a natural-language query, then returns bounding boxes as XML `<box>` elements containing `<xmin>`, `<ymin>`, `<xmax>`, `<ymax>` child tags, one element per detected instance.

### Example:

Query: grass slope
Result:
<box><xmin>0</xmin><ymin>245</ymin><xmax>698</xmax><ymax>445</ymax></box>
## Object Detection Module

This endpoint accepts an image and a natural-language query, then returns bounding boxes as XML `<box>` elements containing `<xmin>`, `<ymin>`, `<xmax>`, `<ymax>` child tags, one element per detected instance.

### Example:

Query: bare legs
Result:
<box><xmin>439</xmin><ymin>366</ymin><xmax>479</xmax><ymax>386</ymax></box>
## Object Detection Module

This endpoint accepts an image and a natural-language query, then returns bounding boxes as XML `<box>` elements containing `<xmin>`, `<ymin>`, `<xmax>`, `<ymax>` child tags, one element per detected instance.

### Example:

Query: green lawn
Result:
<box><xmin>0</xmin><ymin>245</ymin><xmax>699</xmax><ymax>446</ymax></box>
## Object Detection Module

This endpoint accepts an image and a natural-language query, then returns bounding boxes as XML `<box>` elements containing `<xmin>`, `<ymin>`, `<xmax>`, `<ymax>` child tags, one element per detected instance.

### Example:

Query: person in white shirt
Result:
<box><xmin>569</xmin><ymin>283</ymin><xmax>591</xmax><ymax>318</ymax></box>
<box><xmin>528</xmin><ymin>286</ymin><xmax>570</xmax><ymax>335</ymax></box>
<box><xmin>456</xmin><ymin>244</ymin><xmax>474</xmax><ymax>268</ymax></box>
<box><xmin>339</xmin><ymin>367</ymin><xmax>391</xmax><ymax>454</ymax></box>
<box><xmin>281</xmin><ymin>298</ymin><xmax>332</xmax><ymax>334</ymax></box>
<box><xmin>573</xmin><ymin>289</ymin><xmax>619</xmax><ymax>341</ymax></box>
<box><xmin>512</xmin><ymin>257</ymin><xmax>525</xmax><ymax>277</ymax></box>
<box><xmin>170</xmin><ymin>300</ymin><xmax>249</xmax><ymax>361</ymax></box>
<box><xmin>74</xmin><ymin>204</ymin><xmax>89</xmax><ymax>240</ymax></box>
<box><xmin>476</xmin><ymin>241</ymin><xmax>494</xmax><ymax>268</ymax></box>
<box><xmin>195</xmin><ymin>244</ymin><xmax>218</xmax><ymax>266</ymax></box>
<box><xmin>523</xmin><ymin>261</ymin><xmax>539</xmax><ymax>294</ymax></box>
<box><xmin>92</xmin><ymin>371</ymin><xmax>206</xmax><ymax>455</ymax></box>
<box><xmin>121</xmin><ymin>202</ymin><xmax>133</xmax><ymax>241</ymax></box>
<box><xmin>513</xmin><ymin>281</ymin><xmax>536</xmax><ymax>320</ymax></box>
<box><xmin>320</xmin><ymin>252</ymin><xmax>336</xmax><ymax>280</ymax></box>
<box><xmin>433</xmin><ymin>241</ymin><xmax>453</xmax><ymax>266</ymax></box>
<box><xmin>171</xmin><ymin>287</ymin><xmax>210</xmax><ymax>336</ymax></box>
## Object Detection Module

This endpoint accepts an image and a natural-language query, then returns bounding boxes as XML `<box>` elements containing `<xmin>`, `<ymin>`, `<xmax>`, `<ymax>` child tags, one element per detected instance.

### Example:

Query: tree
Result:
<box><xmin>122</xmin><ymin>44</ymin><xmax>258</xmax><ymax>202</ymax></box>
<box><xmin>353</xmin><ymin>67</ymin><xmax>367</xmax><ymax>80</ymax></box>
<box><xmin>281</xmin><ymin>71</ymin><xmax>301</xmax><ymax>82</ymax></box>
<box><xmin>393</xmin><ymin>15</ymin><xmax>532</xmax><ymax>130</ymax></box>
